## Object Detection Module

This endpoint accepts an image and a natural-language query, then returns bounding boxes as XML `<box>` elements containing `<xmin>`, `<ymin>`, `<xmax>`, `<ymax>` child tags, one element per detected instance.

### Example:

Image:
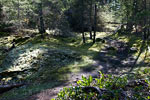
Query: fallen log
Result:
<box><xmin>0</xmin><ymin>67</ymin><xmax>37</xmax><ymax>78</ymax></box>
<box><xmin>0</xmin><ymin>83</ymin><xmax>25</xmax><ymax>94</ymax></box>
<box><xmin>0</xmin><ymin>69</ymin><xmax>28</xmax><ymax>78</ymax></box>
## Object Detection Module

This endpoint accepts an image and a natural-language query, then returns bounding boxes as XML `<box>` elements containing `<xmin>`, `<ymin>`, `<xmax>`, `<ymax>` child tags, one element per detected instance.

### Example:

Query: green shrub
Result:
<box><xmin>55</xmin><ymin>71</ymin><xmax>150</xmax><ymax>100</ymax></box>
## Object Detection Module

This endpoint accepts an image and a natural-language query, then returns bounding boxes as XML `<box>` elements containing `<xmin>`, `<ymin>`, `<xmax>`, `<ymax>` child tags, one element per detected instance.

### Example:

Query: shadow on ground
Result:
<box><xmin>90</xmin><ymin>33</ymin><xmax>149</xmax><ymax>75</ymax></box>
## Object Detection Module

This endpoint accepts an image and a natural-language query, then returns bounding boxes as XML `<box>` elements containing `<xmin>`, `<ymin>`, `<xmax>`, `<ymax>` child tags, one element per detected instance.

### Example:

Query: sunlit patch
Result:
<box><xmin>88</xmin><ymin>47</ymin><xmax>99</xmax><ymax>52</ymax></box>
<box><xmin>1</xmin><ymin>43</ymin><xmax>48</xmax><ymax>72</ymax></box>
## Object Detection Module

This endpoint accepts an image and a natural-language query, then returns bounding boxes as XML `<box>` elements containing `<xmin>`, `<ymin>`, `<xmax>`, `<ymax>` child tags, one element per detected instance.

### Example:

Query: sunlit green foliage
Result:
<box><xmin>56</xmin><ymin>71</ymin><xmax>150</xmax><ymax>100</ymax></box>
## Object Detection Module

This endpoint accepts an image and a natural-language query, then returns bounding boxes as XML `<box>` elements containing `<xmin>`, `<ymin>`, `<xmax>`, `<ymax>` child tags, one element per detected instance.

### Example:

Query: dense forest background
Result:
<box><xmin>0</xmin><ymin>0</ymin><xmax>150</xmax><ymax>100</ymax></box>
<box><xmin>0</xmin><ymin>0</ymin><xmax>150</xmax><ymax>40</ymax></box>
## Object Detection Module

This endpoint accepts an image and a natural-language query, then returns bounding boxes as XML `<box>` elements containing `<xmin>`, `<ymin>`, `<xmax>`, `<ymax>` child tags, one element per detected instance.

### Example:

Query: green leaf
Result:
<box><xmin>88</xmin><ymin>75</ymin><xmax>93</xmax><ymax>85</ymax></box>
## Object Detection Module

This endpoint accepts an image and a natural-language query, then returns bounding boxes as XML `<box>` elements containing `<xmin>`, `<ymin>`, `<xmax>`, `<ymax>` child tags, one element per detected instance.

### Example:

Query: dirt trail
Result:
<box><xmin>93</xmin><ymin>37</ymin><xmax>137</xmax><ymax>74</ymax></box>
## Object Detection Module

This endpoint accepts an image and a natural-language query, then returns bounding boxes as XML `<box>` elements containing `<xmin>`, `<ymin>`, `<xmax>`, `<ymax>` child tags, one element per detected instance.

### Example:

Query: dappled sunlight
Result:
<box><xmin>88</xmin><ymin>47</ymin><xmax>99</xmax><ymax>52</ymax></box>
<box><xmin>96</xmin><ymin>32</ymin><xmax>112</xmax><ymax>37</ymax></box>
<box><xmin>0</xmin><ymin>36</ymin><xmax>85</xmax><ymax>99</ymax></box>
<box><xmin>82</xmin><ymin>56</ymin><xmax>94</xmax><ymax>64</ymax></box>
<box><xmin>67</xmin><ymin>40</ymin><xmax>82</xmax><ymax>47</ymax></box>
<box><xmin>0</xmin><ymin>36</ymin><xmax>15</xmax><ymax>47</ymax></box>
<box><xmin>64</xmin><ymin>55</ymin><xmax>95</xmax><ymax>73</ymax></box>
<box><xmin>105</xmin><ymin>32</ymin><xmax>150</xmax><ymax>73</ymax></box>
<box><xmin>88</xmin><ymin>43</ymin><xmax>102</xmax><ymax>52</ymax></box>
<box><xmin>0</xmin><ymin>0</ymin><xmax>150</xmax><ymax>99</ymax></box>
<box><xmin>1</xmin><ymin>43</ymin><xmax>48</xmax><ymax>72</ymax></box>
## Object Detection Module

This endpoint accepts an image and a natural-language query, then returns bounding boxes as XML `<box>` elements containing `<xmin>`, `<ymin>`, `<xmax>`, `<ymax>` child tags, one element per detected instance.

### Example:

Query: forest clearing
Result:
<box><xmin>0</xmin><ymin>0</ymin><xmax>150</xmax><ymax>100</ymax></box>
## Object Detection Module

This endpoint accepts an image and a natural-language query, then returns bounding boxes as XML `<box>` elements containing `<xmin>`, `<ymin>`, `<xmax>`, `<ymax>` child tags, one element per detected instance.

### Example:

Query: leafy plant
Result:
<box><xmin>55</xmin><ymin>71</ymin><xmax>150</xmax><ymax>100</ymax></box>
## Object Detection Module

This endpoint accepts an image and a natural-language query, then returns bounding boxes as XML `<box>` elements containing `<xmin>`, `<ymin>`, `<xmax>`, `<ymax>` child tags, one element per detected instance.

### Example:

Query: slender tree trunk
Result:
<box><xmin>126</xmin><ymin>0</ymin><xmax>133</xmax><ymax>32</ymax></box>
<box><xmin>17</xmin><ymin>0</ymin><xmax>20</xmax><ymax>19</ymax></box>
<box><xmin>143</xmin><ymin>0</ymin><xmax>147</xmax><ymax>40</ymax></box>
<box><xmin>126</xmin><ymin>9</ymin><xmax>129</xmax><ymax>31</ymax></box>
<box><xmin>126</xmin><ymin>0</ymin><xmax>130</xmax><ymax>31</ymax></box>
<box><xmin>0</xmin><ymin>3</ymin><xmax>3</xmax><ymax>21</ymax></box>
<box><xmin>133</xmin><ymin>0</ymin><xmax>137</xmax><ymax>34</ymax></box>
<box><xmin>17</xmin><ymin>0</ymin><xmax>21</xmax><ymax>30</ymax></box>
<box><xmin>148</xmin><ymin>1</ymin><xmax>150</xmax><ymax>39</ymax></box>
<box><xmin>89</xmin><ymin>0</ymin><xmax>93</xmax><ymax>39</ymax></box>
<box><xmin>81</xmin><ymin>0</ymin><xmax>85</xmax><ymax>43</ymax></box>
<box><xmin>38</xmin><ymin>1</ymin><xmax>45</xmax><ymax>38</ymax></box>
<box><xmin>93</xmin><ymin>4</ymin><xmax>97</xmax><ymax>44</ymax></box>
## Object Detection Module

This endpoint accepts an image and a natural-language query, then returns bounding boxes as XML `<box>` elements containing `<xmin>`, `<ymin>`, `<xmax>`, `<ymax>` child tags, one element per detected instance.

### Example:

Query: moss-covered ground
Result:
<box><xmin>0</xmin><ymin>31</ymin><xmax>150</xmax><ymax>100</ymax></box>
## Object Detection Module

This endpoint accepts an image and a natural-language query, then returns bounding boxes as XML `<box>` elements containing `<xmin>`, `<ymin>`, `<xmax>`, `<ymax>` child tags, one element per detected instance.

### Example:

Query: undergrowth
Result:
<box><xmin>55</xmin><ymin>71</ymin><xmax>150</xmax><ymax>100</ymax></box>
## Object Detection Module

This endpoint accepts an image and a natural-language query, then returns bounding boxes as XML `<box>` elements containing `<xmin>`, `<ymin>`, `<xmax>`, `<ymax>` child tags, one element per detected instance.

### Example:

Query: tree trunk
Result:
<box><xmin>17</xmin><ymin>0</ymin><xmax>21</xmax><ymax>30</ymax></box>
<box><xmin>126</xmin><ymin>0</ymin><xmax>133</xmax><ymax>32</ymax></box>
<box><xmin>38</xmin><ymin>1</ymin><xmax>45</xmax><ymax>38</ymax></box>
<box><xmin>89</xmin><ymin>0</ymin><xmax>93</xmax><ymax>39</ymax></box>
<box><xmin>143</xmin><ymin>0</ymin><xmax>147</xmax><ymax>40</ymax></box>
<box><xmin>81</xmin><ymin>0</ymin><xmax>85</xmax><ymax>43</ymax></box>
<box><xmin>0</xmin><ymin>3</ymin><xmax>3</xmax><ymax>21</ymax></box>
<box><xmin>133</xmin><ymin>0</ymin><xmax>138</xmax><ymax>34</ymax></box>
<box><xmin>148</xmin><ymin>1</ymin><xmax>150</xmax><ymax>39</ymax></box>
<box><xmin>93</xmin><ymin>4</ymin><xmax>97</xmax><ymax>44</ymax></box>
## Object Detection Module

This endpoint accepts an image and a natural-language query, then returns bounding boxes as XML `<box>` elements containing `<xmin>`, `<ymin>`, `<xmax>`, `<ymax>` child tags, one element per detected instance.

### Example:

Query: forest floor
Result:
<box><xmin>0</xmin><ymin>30</ymin><xmax>150</xmax><ymax>100</ymax></box>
